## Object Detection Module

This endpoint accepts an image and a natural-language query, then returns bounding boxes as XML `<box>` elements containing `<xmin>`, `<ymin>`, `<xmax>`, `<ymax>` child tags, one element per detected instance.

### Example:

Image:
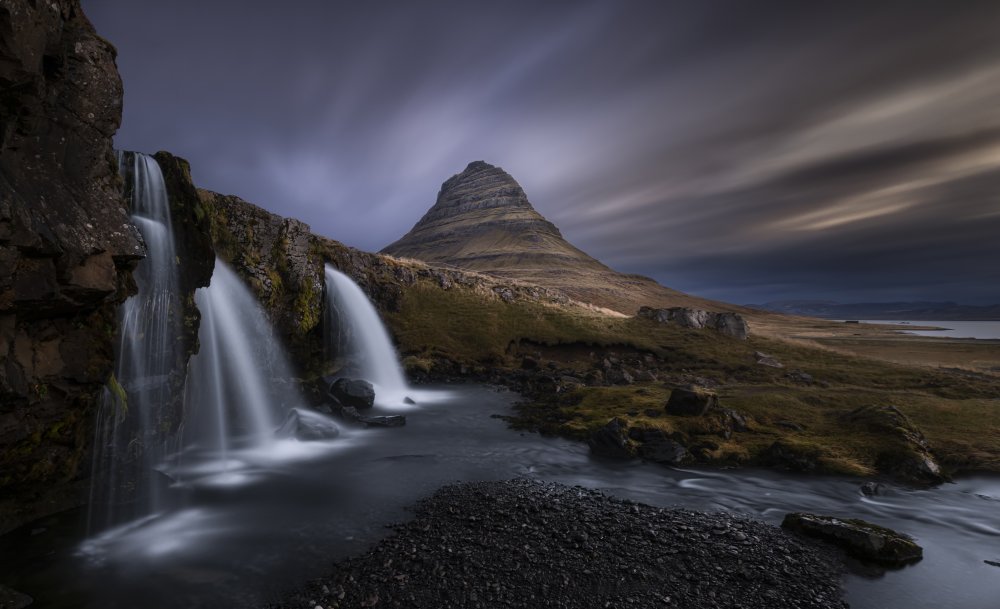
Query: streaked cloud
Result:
<box><xmin>84</xmin><ymin>0</ymin><xmax>1000</xmax><ymax>304</ymax></box>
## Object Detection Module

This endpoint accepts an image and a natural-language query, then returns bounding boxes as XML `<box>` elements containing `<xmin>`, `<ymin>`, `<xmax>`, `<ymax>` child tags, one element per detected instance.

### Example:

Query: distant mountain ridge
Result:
<box><xmin>382</xmin><ymin>161</ymin><xmax>742</xmax><ymax>316</ymax></box>
<box><xmin>748</xmin><ymin>300</ymin><xmax>1000</xmax><ymax>321</ymax></box>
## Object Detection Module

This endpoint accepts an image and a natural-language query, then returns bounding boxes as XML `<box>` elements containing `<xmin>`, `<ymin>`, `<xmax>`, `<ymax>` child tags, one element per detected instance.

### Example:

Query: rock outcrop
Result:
<box><xmin>0</xmin><ymin>0</ymin><xmax>141</xmax><ymax>532</ymax></box>
<box><xmin>665</xmin><ymin>386</ymin><xmax>720</xmax><ymax>416</ymax></box>
<box><xmin>841</xmin><ymin>405</ymin><xmax>945</xmax><ymax>485</ymax></box>
<box><xmin>638</xmin><ymin>306</ymin><xmax>749</xmax><ymax>340</ymax></box>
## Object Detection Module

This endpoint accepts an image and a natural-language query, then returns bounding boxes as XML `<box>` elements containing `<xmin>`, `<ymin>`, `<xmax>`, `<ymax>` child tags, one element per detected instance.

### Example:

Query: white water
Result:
<box><xmin>89</xmin><ymin>152</ymin><xmax>182</xmax><ymax>531</ymax></box>
<box><xmin>184</xmin><ymin>259</ymin><xmax>303</xmax><ymax>455</ymax></box>
<box><xmin>324</xmin><ymin>266</ymin><xmax>411</xmax><ymax>407</ymax></box>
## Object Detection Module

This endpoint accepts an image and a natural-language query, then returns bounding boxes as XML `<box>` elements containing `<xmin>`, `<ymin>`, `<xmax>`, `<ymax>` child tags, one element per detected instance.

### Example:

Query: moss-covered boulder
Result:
<box><xmin>665</xmin><ymin>386</ymin><xmax>718</xmax><ymax>416</ymax></box>
<box><xmin>782</xmin><ymin>512</ymin><xmax>923</xmax><ymax>566</ymax></box>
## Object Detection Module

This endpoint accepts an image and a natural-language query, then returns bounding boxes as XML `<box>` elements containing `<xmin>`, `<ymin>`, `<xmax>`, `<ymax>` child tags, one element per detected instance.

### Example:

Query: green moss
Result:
<box><xmin>293</xmin><ymin>278</ymin><xmax>321</xmax><ymax>333</ymax></box>
<box><xmin>107</xmin><ymin>372</ymin><xmax>128</xmax><ymax>421</ymax></box>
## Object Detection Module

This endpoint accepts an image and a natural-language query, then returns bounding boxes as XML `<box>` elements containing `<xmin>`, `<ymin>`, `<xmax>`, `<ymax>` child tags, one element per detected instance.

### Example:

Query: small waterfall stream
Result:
<box><xmin>183</xmin><ymin>259</ymin><xmax>300</xmax><ymax>456</ymax></box>
<box><xmin>88</xmin><ymin>152</ymin><xmax>182</xmax><ymax>531</ymax></box>
<box><xmin>324</xmin><ymin>266</ymin><xmax>411</xmax><ymax>406</ymax></box>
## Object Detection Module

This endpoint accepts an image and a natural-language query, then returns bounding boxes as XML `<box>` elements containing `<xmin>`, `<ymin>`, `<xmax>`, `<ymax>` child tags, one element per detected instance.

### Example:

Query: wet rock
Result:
<box><xmin>782</xmin><ymin>512</ymin><xmax>923</xmax><ymax>566</ymax></box>
<box><xmin>665</xmin><ymin>386</ymin><xmax>718</xmax><ymax>416</ymax></box>
<box><xmin>985</xmin><ymin>560</ymin><xmax>1000</xmax><ymax>568</ymax></box>
<box><xmin>0</xmin><ymin>583</ymin><xmax>32</xmax><ymax>609</ymax></box>
<box><xmin>403</xmin><ymin>396</ymin><xmax>416</xmax><ymax>405</ymax></box>
<box><xmin>275</xmin><ymin>408</ymin><xmax>340</xmax><ymax>441</ymax></box>
<box><xmin>588</xmin><ymin>417</ymin><xmax>635</xmax><ymax>459</ymax></box>
<box><xmin>337</xmin><ymin>406</ymin><xmax>405</xmax><ymax>428</ymax></box>
<box><xmin>329</xmin><ymin>378</ymin><xmax>376</xmax><ymax>410</ymax></box>
<box><xmin>361</xmin><ymin>415</ymin><xmax>406</xmax><ymax>428</ymax></box>
<box><xmin>631</xmin><ymin>428</ymin><xmax>690</xmax><ymax>465</ymax></box>
<box><xmin>860</xmin><ymin>482</ymin><xmax>885</xmax><ymax>497</ymax></box>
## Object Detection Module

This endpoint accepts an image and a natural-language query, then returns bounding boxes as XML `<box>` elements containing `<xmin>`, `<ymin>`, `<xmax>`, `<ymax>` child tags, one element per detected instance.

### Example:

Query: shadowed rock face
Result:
<box><xmin>383</xmin><ymin>161</ymin><xmax>608</xmax><ymax>274</ymax></box>
<box><xmin>0</xmin><ymin>0</ymin><xmax>142</xmax><ymax>532</ymax></box>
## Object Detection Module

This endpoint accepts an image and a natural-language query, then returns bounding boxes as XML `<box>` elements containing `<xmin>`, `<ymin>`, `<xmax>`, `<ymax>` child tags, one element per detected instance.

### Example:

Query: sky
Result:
<box><xmin>83</xmin><ymin>0</ymin><xmax>1000</xmax><ymax>305</ymax></box>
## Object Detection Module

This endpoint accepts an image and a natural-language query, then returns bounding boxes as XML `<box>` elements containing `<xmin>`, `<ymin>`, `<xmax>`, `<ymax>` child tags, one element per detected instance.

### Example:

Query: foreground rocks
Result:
<box><xmin>274</xmin><ymin>479</ymin><xmax>847</xmax><ymax>609</ymax></box>
<box><xmin>782</xmin><ymin>512</ymin><xmax>923</xmax><ymax>566</ymax></box>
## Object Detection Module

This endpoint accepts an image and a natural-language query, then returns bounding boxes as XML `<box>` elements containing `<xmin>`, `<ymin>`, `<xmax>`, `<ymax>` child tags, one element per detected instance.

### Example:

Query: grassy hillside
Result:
<box><xmin>384</xmin><ymin>279</ymin><xmax>1000</xmax><ymax>481</ymax></box>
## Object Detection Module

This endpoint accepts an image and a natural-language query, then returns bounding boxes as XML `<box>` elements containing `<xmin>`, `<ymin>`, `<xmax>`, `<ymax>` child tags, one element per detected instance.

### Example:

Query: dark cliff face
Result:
<box><xmin>0</xmin><ymin>0</ymin><xmax>141</xmax><ymax>532</ymax></box>
<box><xmin>200</xmin><ymin>189</ymin><xmax>325</xmax><ymax>375</ymax></box>
<box><xmin>382</xmin><ymin>161</ymin><xmax>608</xmax><ymax>273</ymax></box>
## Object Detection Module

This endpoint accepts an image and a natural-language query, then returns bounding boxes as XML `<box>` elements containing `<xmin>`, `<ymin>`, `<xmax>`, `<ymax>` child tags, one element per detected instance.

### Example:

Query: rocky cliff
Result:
<box><xmin>382</xmin><ymin>161</ymin><xmax>739</xmax><ymax>317</ymax></box>
<box><xmin>0</xmin><ymin>0</ymin><xmax>141</xmax><ymax>532</ymax></box>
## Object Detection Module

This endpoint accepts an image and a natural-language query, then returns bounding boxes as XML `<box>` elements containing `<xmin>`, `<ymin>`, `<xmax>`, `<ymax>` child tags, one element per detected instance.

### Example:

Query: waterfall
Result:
<box><xmin>324</xmin><ymin>266</ymin><xmax>410</xmax><ymax>406</ymax></box>
<box><xmin>89</xmin><ymin>152</ymin><xmax>182</xmax><ymax>531</ymax></box>
<box><xmin>183</xmin><ymin>259</ymin><xmax>300</xmax><ymax>455</ymax></box>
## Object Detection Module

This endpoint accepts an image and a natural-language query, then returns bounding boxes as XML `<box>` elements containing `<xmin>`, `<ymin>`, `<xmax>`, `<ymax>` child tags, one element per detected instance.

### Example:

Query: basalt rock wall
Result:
<box><xmin>0</xmin><ymin>0</ymin><xmax>141</xmax><ymax>532</ymax></box>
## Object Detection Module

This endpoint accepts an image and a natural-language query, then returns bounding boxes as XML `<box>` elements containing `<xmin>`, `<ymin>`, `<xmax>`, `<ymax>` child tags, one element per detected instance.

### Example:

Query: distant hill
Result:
<box><xmin>748</xmin><ymin>300</ymin><xmax>1000</xmax><ymax>321</ymax></box>
<box><xmin>382</xmin><ymin>161</ymin><xmax>743</xmax><ymax>316</ymax></box>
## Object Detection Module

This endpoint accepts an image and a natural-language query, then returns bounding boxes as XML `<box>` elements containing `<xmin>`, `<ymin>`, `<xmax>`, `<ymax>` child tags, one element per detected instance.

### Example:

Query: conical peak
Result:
<box><xmin>423</xmin><ymin>160</ymin><xmax>533</xmax><ymax>223</ymax></box>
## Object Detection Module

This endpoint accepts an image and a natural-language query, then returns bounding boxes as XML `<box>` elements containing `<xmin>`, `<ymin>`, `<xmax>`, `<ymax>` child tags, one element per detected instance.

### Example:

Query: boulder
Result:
<box><xmin>782</xmin><ymin>512</ymin><xmax>923</xmax><ymax>566</ymax></box>
<box><xmin>361</xmin><ymin>415</ymin><xmax>407</xmax><ymax>428</ymax></box>
<box><xmin>714</xmin><ymin>312</ymin><xmax>749</xmax><ymax>340</ymax></box>
<box><xmin>275</xmin><ymin>409</ymin><xmax>340</xmax><ymax>441</ymax></box>
<box><xmin>588</xmin><ymin>418</ymin><xmax>635</xmax><ymax>459</ymax></box>
<box><xmin>337</xmin><ymin>406</ymin><xmax>406</xmax><ymax>428</ymax></box>
<box><xmin>630</xmin><ymin>428</ymin><xmax>690</xmax><ymax>465</ymax></box>
<box><xmin>842</xmin><ymin>405</ymin><xmax>945</xmax><ymax>485</ymax></box>
<box><xmin>330</xmin><ymin>378</ymin><xmax>376</xmax><ymax>410</ymax></box>
<box><xmin>637</xmin><ymin>307</ymin><xmax>748</xmax><ymax>340</ymax></box>
<box><xmin>860</xmin><ymin>482</ymin><xmax>885</xmax><ymax>497</ymax></box>
<box><xmin>665</xmin><ymin>386</ymin><xmax>718</xmax><ymax>416</ymax></box>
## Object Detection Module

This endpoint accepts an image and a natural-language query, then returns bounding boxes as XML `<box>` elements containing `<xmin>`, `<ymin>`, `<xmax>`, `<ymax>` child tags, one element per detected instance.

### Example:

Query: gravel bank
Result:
<box><xmin>273</xmin><ymin>479</ymin><xmax>847</xmax><ymax>609</ymax></box>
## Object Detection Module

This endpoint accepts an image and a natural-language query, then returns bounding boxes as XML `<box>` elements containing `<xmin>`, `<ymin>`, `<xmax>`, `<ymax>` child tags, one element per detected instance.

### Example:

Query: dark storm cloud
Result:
<box><xmin>83</xmin><ymin>0</ymin><xmax>1000</xmax><ymax>304</ymax></box>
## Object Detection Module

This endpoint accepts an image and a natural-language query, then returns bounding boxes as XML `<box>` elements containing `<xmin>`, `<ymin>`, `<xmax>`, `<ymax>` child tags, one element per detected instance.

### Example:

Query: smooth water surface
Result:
<box><xmin>858</xmin><ymin>320</ymin><xmax>1000</xmax><ymax>340</ymax></box>
<box><xmin>3</xmin><ymin>386</ymin><xmax>998</xmax><ymax>608</ymax></box>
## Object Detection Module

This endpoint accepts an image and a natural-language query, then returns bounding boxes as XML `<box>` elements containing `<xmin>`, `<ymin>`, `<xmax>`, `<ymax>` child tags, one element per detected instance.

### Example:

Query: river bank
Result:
<box><xmin>2</xmin><ymin>385</ymin><xmax>999</xmax><ymax>609</ymax></box>
<box><xmin>271</xmin><ymin>478</ymin><xmax>847</xmax><ymax>609</ymax></box>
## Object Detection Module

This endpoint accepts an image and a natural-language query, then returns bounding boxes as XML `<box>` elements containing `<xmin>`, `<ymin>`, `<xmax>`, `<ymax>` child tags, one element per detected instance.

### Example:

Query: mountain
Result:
<box><xmin>748</xmin><ymin>300</ymin><xmax>1000</xmax><ymax>321</ymax></box>
<box><xmin>382</xmin><ymin>161</ymin><xmax>733</xmax><ymax>315</ymax></box>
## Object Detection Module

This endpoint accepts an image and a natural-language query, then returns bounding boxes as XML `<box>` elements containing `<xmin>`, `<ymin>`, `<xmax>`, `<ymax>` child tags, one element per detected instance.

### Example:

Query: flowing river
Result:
<box><xmin>1</xmin><ymin>385</ymin><xmax>998</xmax><ymax>608</ymax></box>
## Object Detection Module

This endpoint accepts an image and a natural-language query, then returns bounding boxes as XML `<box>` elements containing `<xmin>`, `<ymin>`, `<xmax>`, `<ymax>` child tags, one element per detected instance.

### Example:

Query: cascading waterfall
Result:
<box><xmin>324</xmin><ymin>266</ymin><xmax>410</xmax><ymax>406</ymax></box>
<box><xmin>183</xmin><ymin>259</ymin><xmax>300</xmax><ymax>457</ymax></box>
<box><xmin>88</xmin><ymin>152</ymin><xmax>182</xmax><ymax>531</ymax></box>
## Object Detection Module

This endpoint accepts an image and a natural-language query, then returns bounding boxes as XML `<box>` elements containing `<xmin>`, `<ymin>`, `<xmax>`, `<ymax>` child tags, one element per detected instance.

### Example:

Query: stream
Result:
<box><xmin>1</xmin><ymin>384</ymin><xmax>998</xmax><ymax>608</ymax></box>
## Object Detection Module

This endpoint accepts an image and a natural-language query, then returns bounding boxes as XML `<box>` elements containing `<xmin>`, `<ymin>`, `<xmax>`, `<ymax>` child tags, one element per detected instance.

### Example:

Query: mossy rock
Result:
<box><xmin>782</xmin><ymin>512</ymin><xmax>923</xmax><ymax>566</ymax></box>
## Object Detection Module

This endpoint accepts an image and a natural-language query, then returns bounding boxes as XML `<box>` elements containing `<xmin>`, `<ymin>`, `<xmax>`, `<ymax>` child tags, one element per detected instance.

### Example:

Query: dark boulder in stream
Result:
<box><xmin>782</xmin><ymin>512</ymin><xmax>923</xmax><ymax>566</ymax></box>
<box><xmin>329</xmin><ymin>378</ymin><xmax>376</xmax><ymax>409</ymax></box>
<box><xmin>275</xmin><ymin>409</ymin><xmax>340</xmax><ymax>441</ymax></box>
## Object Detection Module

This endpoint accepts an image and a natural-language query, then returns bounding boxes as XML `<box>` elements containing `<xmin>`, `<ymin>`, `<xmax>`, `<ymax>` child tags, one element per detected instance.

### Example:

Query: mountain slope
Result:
<box><xmin>382</xmin><ymin>161</ymin><xmax>727</xmax><ymax>315</ymax></box>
